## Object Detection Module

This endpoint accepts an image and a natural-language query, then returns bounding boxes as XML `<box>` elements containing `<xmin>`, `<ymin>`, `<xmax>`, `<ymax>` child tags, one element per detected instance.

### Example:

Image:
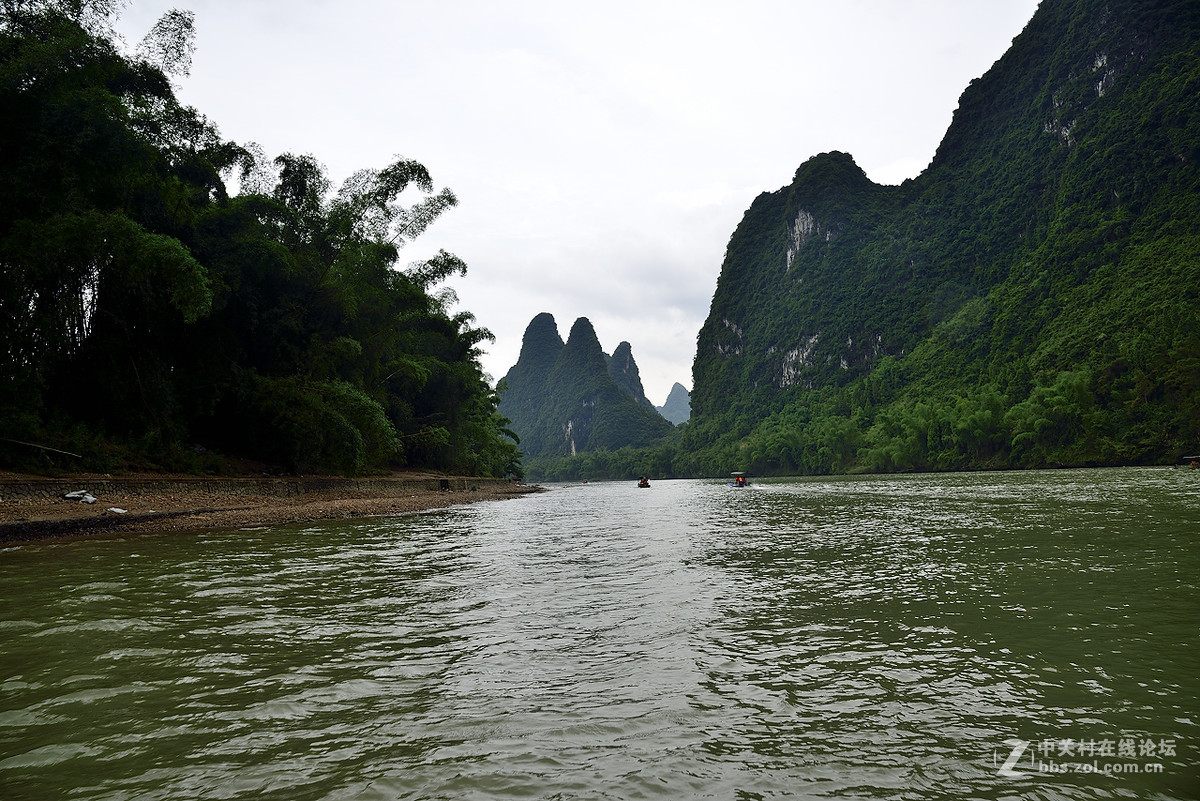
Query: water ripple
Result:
<box><xmin>1</xmin><ymin>468</ymin><xmax>1197</xmax><ymax>800</ymax></box>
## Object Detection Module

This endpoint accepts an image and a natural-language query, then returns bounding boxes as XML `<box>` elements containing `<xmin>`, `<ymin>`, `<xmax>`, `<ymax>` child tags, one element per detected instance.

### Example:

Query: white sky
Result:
<box><xmin>115</xmin><ymin>0</ymin><xmax>1041</xmax><ymax>405</ymax></box>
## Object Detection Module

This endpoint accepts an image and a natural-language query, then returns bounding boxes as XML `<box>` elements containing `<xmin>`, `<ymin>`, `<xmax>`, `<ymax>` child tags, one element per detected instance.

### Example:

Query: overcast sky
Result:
<box><xmin>115</xmin><ymin>0</ymin><xmax>1041</xmax><ymax>405</ymax></box>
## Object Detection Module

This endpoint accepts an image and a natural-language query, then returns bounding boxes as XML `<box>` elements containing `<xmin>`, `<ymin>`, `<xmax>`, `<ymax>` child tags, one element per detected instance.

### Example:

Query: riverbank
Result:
<box><xmin>0</xmin><ymin>472</ymin><xmax>543</xmax><ymax>542</ymax></box>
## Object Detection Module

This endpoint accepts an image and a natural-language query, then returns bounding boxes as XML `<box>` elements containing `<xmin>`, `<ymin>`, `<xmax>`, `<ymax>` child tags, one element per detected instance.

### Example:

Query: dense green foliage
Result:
<box><xmin>607</xmin><ymin>341</ymin><xmax>655</xmax><ymax>409</ymax></box>
<box><xmin>0</xmin><ymin>3</ymin><xmax>520</xmax><ymax>476</ymax></box>
<box><xmin>530</xmin><ymin>0</ymin><xmax>1200</xmax><ymax>482</ymax></box>
<box><xmin>498</xmin><ymin>314</ymin><xmax>673</xmax><ymax>472</ymax></box>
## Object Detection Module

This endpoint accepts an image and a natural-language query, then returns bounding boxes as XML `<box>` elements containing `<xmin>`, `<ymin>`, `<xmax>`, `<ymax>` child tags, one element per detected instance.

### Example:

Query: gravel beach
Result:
<box><xmin>0</xmin><ymin>472</ymin><xmax>542</xmax><ymax>542</ymax></box>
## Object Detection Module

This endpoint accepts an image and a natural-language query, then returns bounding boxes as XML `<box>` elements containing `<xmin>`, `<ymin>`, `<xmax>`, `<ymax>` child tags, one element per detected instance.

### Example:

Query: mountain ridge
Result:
<box><xmin>521</xmin><ymin>0</ymin><xmax>1200</xmax><ymax>481</ymax></box>
<box><xmin>499</xmin><ymin>314</ymin><xmax>674</xmax><ymax>463</ymax></box>
<box><xmin>680</xmin><ymin>0</ymin><xmax>1200</xmax><ymax>476</ymax></box>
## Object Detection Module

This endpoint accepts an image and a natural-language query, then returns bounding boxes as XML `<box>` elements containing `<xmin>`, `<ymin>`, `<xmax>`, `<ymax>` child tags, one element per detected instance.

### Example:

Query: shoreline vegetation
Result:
<box><xmin>0</xmin><ymin>472</ymin><xmax>543</xmax><ymax>543</ymax></box>
<box><xmin>2</xmin><ymin>9</ymin><xmax>522</xmax><ymax>484</ymax></box>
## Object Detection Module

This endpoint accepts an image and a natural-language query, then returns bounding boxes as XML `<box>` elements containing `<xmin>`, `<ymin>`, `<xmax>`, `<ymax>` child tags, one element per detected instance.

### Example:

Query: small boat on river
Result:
<box><xmin>727</xmin><ymin>472</ymin><xmax>749</xmax><ymax>488</ymax></box>
<box><xmin>637</xmin><ymin>476</ymin><xmax>650</xmax><ymax>488</ymax></box>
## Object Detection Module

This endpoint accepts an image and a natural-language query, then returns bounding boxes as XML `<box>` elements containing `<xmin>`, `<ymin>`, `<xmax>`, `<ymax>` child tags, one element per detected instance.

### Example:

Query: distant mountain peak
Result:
<box><xmin>608</xmin><ymin>341</ymin><xmax>653</xmax><ymax>408</ymax></box>
<box><xmin>515</xmin><ymin>313</ymin><xmax>564</xmax><ymax>365</ymax></box>
<box><xmin>498</xmin><ymin>314</ymin><xmax>673</xmax><ymax>459</ymax></box>
<box><xmin>563</xmin><ymin>316</ymin><xmax>605</xmax><ymax>357</ymax></box>
<box><xmin>657</xmin><ymin>382</ymin><xmax>690</xmax><ymax>425</ymax></box>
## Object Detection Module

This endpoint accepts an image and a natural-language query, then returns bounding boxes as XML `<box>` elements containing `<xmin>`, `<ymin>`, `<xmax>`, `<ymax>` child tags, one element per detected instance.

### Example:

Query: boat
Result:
<box><xmin>637</xmin><ymin>476</ymin><xmax>650</xmax><ymax>488</ymax></box>
<box><xmin>727</xmin><ymin>472</ymin><xmax>749</xmax><ymax>488</ymax></box>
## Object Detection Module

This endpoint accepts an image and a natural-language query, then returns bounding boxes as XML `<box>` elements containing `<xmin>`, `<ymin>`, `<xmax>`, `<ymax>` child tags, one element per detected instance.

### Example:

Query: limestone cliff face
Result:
<box><xmin>499</xmin><ymin>315</ymin><xmax>673</xmax><ymax>459</ymax></box>
<box><xmin>691</xmin><ymin>151</ymin><xmax>901</xmax><ymax>418</ymax></box>
<box><xmin>690</xmin><ymin>0</ymin><xmax>1200</xmax><ymax>465</ymax></box>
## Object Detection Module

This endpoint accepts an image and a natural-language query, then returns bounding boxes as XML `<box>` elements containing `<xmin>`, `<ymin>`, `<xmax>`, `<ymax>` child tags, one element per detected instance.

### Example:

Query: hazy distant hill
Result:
<box><xmin>499</xmin><ymin>315</ymin><xmax>673</xmax><ymax>460</ymax></box>
<box><xmin>656</xmin><ymin>382</ymin><xmax>691</xmax><ymax>425</ymax></box>
<box><xmin>677</xmin><ymin>0</ymin><xmax>1200</xmax><ymax>475</ymax></box>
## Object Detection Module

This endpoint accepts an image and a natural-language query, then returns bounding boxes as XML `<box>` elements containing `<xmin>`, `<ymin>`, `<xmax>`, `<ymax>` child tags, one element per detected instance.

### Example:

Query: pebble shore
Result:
<box><xmin>0</xmin><ymin>473</ymin><xmax>542</xmax><ymax>542</ymax></box>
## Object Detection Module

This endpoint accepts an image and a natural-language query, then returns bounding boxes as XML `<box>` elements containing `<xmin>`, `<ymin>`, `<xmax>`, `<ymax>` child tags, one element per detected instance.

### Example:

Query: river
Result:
<box><xmin>2</xmin><ymin>467</ymin><xmax>1197</xmax><ymax>799</ymax></box>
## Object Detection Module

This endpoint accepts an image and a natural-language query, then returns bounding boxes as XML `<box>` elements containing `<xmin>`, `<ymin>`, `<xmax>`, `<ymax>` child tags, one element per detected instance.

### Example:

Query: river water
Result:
<box><xmin>1</xmin><ymin>468</ymin><xmax>1197</xmax><ymax>800</ymax></box>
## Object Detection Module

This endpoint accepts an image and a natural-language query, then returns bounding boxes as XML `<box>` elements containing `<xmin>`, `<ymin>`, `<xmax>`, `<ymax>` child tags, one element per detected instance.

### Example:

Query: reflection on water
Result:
<box><xmin>2</xmin><ymin>467</ymin><xmax>1197</xmax><ymax>800</ymax></box>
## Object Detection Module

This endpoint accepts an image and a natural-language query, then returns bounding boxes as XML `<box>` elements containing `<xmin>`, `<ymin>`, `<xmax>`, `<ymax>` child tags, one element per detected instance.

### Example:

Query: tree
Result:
<box><xmin>0</xmin><ymin>3</ymin><xmax>520</xmax><ymax>476</ymax></box>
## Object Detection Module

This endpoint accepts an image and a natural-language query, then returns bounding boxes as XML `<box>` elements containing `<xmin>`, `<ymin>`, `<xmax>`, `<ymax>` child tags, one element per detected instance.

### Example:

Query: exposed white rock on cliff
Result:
<box><xmin>716</xmin><ymin>318</ymin><xmax>744</xmax><ymax>356</ymax></box>
<box><xmin>779</xmin><ymin>333</ymin><xmax>820</xmax><ymax>387</ymax></box>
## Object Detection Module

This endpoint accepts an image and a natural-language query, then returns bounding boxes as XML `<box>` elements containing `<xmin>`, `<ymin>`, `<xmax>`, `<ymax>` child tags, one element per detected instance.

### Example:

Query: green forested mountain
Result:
<box><xmin>0</xmin><ymin>3</ymin><xmax>520</xmax><ymax>477</ymax></box>
<box><xmin>493</xmin><ymin>313</ymin><xmax>564</xmax><ymax>459</ymax></box>
<box><xmin>10</xmin><ymin>0</ymin><xmax>1195</xmax><ymax>484</ymax></box>
<box><xmin>675</xmin><ymin>0</ymin><xmax>1200</xmax><ymax>476</ymax></box>
<box><xmin>498</xmin><ymin>315</ymin><xmax>673</xmax><ymax>469</ymax></box>
<box><xmin>608</xmin><ymin>341</ymin><xmax>655</xmax><ymax>409</ymax></box>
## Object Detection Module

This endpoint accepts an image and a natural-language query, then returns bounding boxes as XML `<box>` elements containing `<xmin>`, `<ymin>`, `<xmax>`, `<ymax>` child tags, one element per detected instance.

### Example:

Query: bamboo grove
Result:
<box><xmin>0</xmin><ymin>3</ymin><xmax>521</xmax><ymax>477</ymax></box>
